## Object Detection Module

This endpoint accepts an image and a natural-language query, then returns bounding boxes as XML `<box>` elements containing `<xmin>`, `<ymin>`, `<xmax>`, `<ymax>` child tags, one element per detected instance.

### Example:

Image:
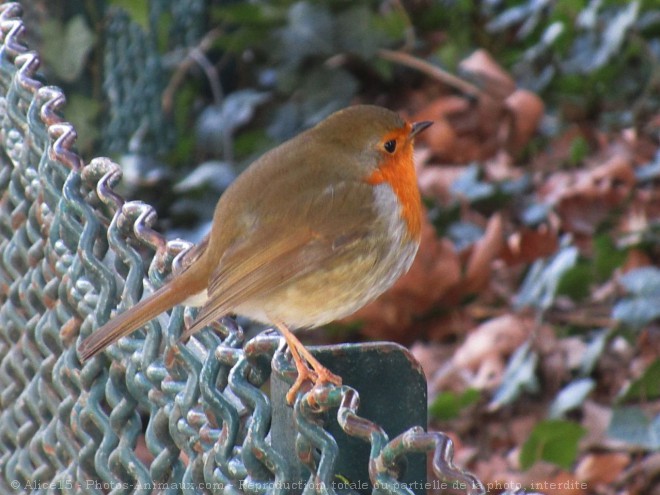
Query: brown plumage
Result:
<box><xmin>78</xmin><ymin>105</ymin><xmax>432</xmax><ymax>403</ymax></box>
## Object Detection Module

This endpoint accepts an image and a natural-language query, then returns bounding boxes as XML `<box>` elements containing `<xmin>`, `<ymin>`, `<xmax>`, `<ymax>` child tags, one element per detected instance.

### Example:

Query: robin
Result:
<box><xmin>79</xmin><ymin>105</ymin><xmax>432</xmax><ymax>404</ymax></box>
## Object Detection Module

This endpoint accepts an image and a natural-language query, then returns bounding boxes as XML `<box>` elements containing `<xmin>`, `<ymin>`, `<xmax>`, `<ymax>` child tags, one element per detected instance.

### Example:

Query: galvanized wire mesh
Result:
<box><xmin>0</xmin><ymin>3</ymin><xmax>531</xmax><ymax>494</ymax></box>
<box><xmin>102</xmin><ymin>0</ymin><xmax>205</xmax><ymax>155</ymax></box>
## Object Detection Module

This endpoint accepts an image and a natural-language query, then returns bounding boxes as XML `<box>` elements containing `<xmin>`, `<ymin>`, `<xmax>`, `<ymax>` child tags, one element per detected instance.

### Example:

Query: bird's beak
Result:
<box><xmin>410</xmin><ymin>120</ymin><xmax>433</xmax><ymax>138</ymax></box>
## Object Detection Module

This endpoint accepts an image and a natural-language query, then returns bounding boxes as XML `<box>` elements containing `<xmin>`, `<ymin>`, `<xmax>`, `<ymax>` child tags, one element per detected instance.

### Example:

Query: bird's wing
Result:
<box><xmin>181</xmin><ymin>180</ymin><xmax>377</xmax><ymax>339</ymax></box>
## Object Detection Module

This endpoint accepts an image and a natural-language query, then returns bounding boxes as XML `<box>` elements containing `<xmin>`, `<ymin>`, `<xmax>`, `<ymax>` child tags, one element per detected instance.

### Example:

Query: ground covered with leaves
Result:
<box><xmin>31</xmin><ymin>0</ymin><xmax>660</xmax><ymax>493</ymax></box>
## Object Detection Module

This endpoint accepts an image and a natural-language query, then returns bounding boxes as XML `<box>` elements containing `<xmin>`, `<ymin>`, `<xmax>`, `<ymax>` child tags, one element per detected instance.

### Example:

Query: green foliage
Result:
<box><xmin>212</xmin><ymin>2</ymin><xmax>284</xmax><ymax>29</ymax></box>
<box><xmin>516</xmin><ymin>244</ymin><xmax>579</xmax><ymax>311</ymax></box>
<box><xmin>489</xmin><ymin>341</ymin><xmax>539</xmax><ymax>410</ymax></box>
<box><xmin>608</xmin><ymin>406</ymin><xmax>660</xmax><ymax>450</ymax></box>
<box><xmin>451</xmin><ymin>165</ymin><xmax>497</xmax><ymax>203</ymax></box>
<box><xmin>619</xmin><ymin>359</ymin><xmax>660</xmax><ymax>402</ymax></box>
<box><xmin>428</xmin><ymin>200</ymin><xmax>461</xmax><ymax>237</ymax></box>
<box><xmin>195</xmin><ymin>90</ymin><xmax>270</xmax><ymax>160</ymax></box>
<box><xmin>210</xmin><ymin>0</ymin><xmax>411</xmax><ymax>141</ymax></box>
<box><xmin>580</xmin><ymin>328</ymin><xmax>611</xmax><ymax>376</ymax></box>
<box><xmin>171</xmin><ymin>84</ymin><xmax>199</xmax><ymax>165</ymax></box>
<box><xmin>109</xmin><ymin>0</ymin><xmax>149</xmax><ymax>31</ymax></box>
<box><xmin>429</xmin><ymin>389</ymin><xmax>480</xmax><ymax>421</ymax></box>
<box><xmin>40</xmin><ymin>15</ymin><xmax>95</xmax><ymax>83</ymax></box>
<box><xmin>63</xmin><ymin>94</ymin><xmax>102</xmax><ymax>153</ymax></box>
<box><xmin>636</xmin><ymin>151</ymin><xmax>660</xmax><ymax>183</ymax></box>
<box><xmin>593</xmin><ymin>235</ymin><xmax>627</xmax><ymax>280</ymax></box>
<box><xmin>548</xmin><ymin>378</ymin><xmax>595</xmax><ymax>419</ymax></box>
<box><xmin>568</xmin><ymin>136</ymin><xmax>590</xmax><ymax>166</ymax></box>
<box><xmin>556</xmin><ymin>261</ymin><xmax>591</xmax><ymax>301</ymax></box>
<box><xmin>427</xmin><ymin>165</ymin><xmax>536</xmax><ymax>250</ymax></box>
<box><xmin>516</xmin><ymin>233</ymin><xmax>626</xmax><ymax>305</ymax></box>
<box><xmin>487</xmin><ymin>0</ymin><xmax>659</xmax><ymax>126</ymax></box>
<box><xmin>520</xmin><ymin>420</ymin><xmax>586</xmax><ymax>470</ymax></box>
<box><xmin>613</xmin><ymin>267</ymin><xmax>660</xmax><ymax>328</ymax></box>
<box><xmin>549</xmin><ymin>236</ymin><xmax>625</xmax><ymax>302</ymax></box>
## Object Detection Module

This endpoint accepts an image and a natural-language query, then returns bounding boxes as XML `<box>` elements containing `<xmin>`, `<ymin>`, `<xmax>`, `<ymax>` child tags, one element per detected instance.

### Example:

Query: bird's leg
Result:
<box><xmin>281</xmin><ymin>335</ymin><xmax>318</xmax><ymax>405</ymax></box>
<box><xmin>274</xmin><ymin>322</ymin><xmax>342</xmax><ymax>404</ymax></box>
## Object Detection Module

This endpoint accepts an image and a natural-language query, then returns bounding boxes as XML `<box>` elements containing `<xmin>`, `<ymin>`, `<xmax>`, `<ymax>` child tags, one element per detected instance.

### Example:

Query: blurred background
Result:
<box><xmin>22</xmin><ymin>0</ymin><xmax>660</xmax><ymax>492</ymax></box>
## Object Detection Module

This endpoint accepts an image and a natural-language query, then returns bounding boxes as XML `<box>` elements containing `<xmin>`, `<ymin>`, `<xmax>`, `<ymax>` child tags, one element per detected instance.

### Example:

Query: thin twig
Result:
<box><xmin>189</xmin><ymin>49</ymin><xmax>223</xmax><ymax>105</ymax></box>
<box><xmin>545</xmin><ymin>309</ymin><xmax>615</xmax><ymax>329</ymax></box>
<box><xmin>162</xmin><ymin>28</ymin><xmax>224</xmax><ymax>114</ymax></box>
<box><xmin>378</xmin><ymin>48</ymin><xmax>482</xmax><ymax>98</ymax></box>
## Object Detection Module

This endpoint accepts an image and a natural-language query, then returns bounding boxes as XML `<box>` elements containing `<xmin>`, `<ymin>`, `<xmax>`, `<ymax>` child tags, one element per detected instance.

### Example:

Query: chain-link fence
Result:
<box><xmin>0</xmin><ymin>3</ymin><xmax>541</xmax><ymax>494</ymax></box>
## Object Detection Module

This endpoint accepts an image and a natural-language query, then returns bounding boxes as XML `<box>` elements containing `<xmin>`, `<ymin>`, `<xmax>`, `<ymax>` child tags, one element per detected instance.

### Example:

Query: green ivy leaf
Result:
<box><xmin>548</xmin><ymin>378</ymin><xmax>595</xmax><ymax>419</ymax></box>
<box><xmin>618</xmin><ymin>267</ymin><xmax>660</xmax><ymax>296</ymax></box>
<box><xmin>335</xmin><ymin>5</ymin><xmax>383</xmax><ymax>58</ymax></box>
<box><xmin>516</xmin><ymin>243</ymin><xmax>579</xmax><ymax>311</ymax></box>
<box><xmin>109</xmin><ymin>0</ymin><xmax>149</xmax><ymax>31</ymax></box>
<box><xmin>63</xmin><ymin>94</ymin><xmax>101</xmax><ymax>154</ymax></box>
<box><xmin>489</xmin><ymin>341</ymin><xmax>539</xmax><ymax>410</ymax></box>
<box><xmin>429</xmin><ymin>389</ymin><xmax>481</xmax><ymax>421</ymax></box>
<box><xmin>608</xmin><ymin>406</ymin><xmax>660</xmax><ymax>450</ymax></box>
<box><xmin>373</xmin><ymin>8</ymin><xmax>408</xmax><ymax>41</ymax></box>
<box><xmin>593</xmin><ymin>235</ymin><xmax>627</xmax><ymax>280</ymax></box>
<box><xmin>451</xmin><ymin>165</ymin><xmax>496</xmax><ymax>202</ymax></box>
<box><xmin>568</xmin><ymin>135</ymin><xmax>589</xmax><ymax>165</ymax></box>
<box><xmin>556</xmin><ymin>261</ymin><xmax>591</xmax><ymax>300</ymax></box>
<box><xmin>212</xmin><ymin>2</ymin><xmax>283</xmax><ymax>26</ymax></box>
<box><xmin>280</xmin><ymin>2</ymin><xmax>334</xmax><ymax>65</ymax></box>
<box><xmin>580</xmin><ymin>328</ymin><xmax>611</xmax><ymax>375</ymax></box>
<box><xmin>561</xmin><ymin>2</ymin><xmax>640</xmax><ymax>74</ymax></box>
<box><xmin>619</xmin><ymin>359</ymin><xmax>660</xmax><ymax>402</ymax></box>
<box><xmin>613</xmin><ymin>267</ymin><xmax>660</xmax><ymax>328</ymax></box>
<box><xmin>520</xmin><ymin>420</ymin><xmax>586</xmax><ymax>470</ymax></box>
<box><xmin>613</xmin><ymin>299</ymin><xmax>660</xmax><ymax>329</ymax></box>
<box><xmin>636</xmin><ymin>151</ymin><xmax>660</xmax><ymax>183</ymax></box>
<box><xmin>41</xmin><ymin>16</ymin><xmax>95</xmax><ymax>83</ymax></box>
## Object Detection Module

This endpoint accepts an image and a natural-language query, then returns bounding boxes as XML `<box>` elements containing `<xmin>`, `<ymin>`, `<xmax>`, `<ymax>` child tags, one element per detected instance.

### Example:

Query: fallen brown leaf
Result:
<box><xmin>575</xmin><ymin>452</ymin><xmax>630</xmax><ymax>486</ymax></box>
<box><xmin>410</xmin><ymin>50</ymin><xmax>543</xmax><ymax>163</ymax></box>
<box><xmin>417</xmin><ymin>164</ymin><xmax>467</xmax><ymax>204</ymax></box>
<box><xmin>452</xmin><ymin>314</ymin><xmax>530</xmax><ymax>389</ymax></box>
<box><xmin>463</xmin><ymin>213</ymin><xmax>505</xmax><ymax>294</ymax></box>
<box><xmin>622</xmin><ymin>248</ymin><xmax>652</xmax><ymax>272</ymax></box>
<box><xmin>409</xmin><ymin>341</ymin><xmax>457</xmax><ymax>384</ymax></box>
<box><xmin>502</xmin><ymin>223</ymin><xmax>560</xmax><ymax>265</ymax></box>
<box><xmin>459</xmin><ymin>49</ymin><xmax>516</xmax><ymax>99</ymax></box>
<box><xmin>505</xmin><ymin>89</ymin><xmax>545</xmax><ymax>153</ymax></box>
<box><xmin>411</xmin><ymin>96</ymin><xmax>467</xmax><ymax>160</ymax></box>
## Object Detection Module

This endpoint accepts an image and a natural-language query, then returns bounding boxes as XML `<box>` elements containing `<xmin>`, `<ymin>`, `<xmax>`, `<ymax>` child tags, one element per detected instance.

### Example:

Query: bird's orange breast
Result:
<box><xmin>365</xmin><ymin>142</ymin><xmax>422</xmax><ymax>240</ymax></box>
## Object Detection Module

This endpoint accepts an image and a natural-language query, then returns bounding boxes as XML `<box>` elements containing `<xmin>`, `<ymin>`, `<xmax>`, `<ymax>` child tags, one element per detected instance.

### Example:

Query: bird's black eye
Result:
<box><xmin>384</xmin><ymin>139</ymin><xmax>396</xmax><ymax>153</ymax></box>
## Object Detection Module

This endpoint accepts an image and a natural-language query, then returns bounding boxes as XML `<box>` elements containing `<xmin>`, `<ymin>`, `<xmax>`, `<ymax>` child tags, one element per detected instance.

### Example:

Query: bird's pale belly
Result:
<box><xmin>235</xmin><ymin>183</ymin><xmax>420</xmax><ymax>328</ymax></box>
<box><xmin>182</xmin><ymin>184</ymin><xmax>419</xmax><ymax>328</ymax></box>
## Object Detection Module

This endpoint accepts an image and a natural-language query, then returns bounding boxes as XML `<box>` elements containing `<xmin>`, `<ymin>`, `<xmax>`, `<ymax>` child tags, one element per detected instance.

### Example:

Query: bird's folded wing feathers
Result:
<box><xmin>181</xmin><ymin>180</ymin><xmax>376</xmax><ymax>338</ymax></box>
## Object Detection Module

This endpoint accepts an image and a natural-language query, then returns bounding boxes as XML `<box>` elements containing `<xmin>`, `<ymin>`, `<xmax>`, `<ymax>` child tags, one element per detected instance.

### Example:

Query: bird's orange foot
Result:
<box><xmin>274</xmin><ymin>321</ymin><xmax>343</xmax><ymax>405</ymax></box>
<box><xmin>286</xmin><ymin>362</ymin><xmax>318</xmax><ymax>405</ymax></box>
<box><xmin>285</xmin><ymin>359</ymin><xmax>342</xmax><ymax>405</ymax></box>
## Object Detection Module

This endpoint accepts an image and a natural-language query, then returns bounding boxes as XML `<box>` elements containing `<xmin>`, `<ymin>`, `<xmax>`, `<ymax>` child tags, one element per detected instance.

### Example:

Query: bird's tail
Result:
<box><xmin>78</xmin><ymin>277</ymin><xmax>201</xmax><ymax>362</ymax></box>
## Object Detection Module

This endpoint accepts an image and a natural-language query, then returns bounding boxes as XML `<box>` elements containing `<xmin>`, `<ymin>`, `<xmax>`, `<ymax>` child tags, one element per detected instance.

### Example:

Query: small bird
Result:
<box><xmin>78</xmin><ymin>105</ymin><xmax>432</xmax><ymax>404</ymax></box>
